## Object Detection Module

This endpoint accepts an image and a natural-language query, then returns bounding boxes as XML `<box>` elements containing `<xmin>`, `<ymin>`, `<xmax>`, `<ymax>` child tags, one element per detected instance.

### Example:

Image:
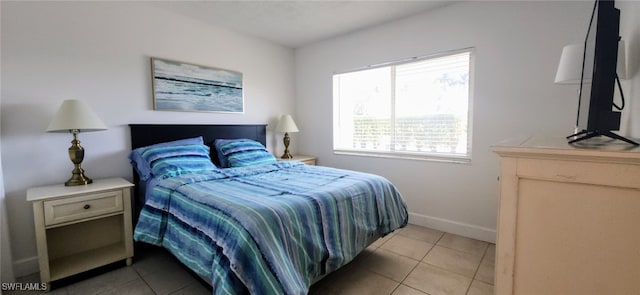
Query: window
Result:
<box><xmin>333</xmin><ymin>49</ymin><xmax>473</xmax><ymax>162</ymax></box>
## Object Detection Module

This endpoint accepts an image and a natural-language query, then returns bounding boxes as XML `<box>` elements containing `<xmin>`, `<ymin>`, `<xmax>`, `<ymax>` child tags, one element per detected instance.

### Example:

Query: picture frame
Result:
<box><xmin>151</xmin><ymin>57</ymin><xmax>244</xmax><ymax>113</ymax></box>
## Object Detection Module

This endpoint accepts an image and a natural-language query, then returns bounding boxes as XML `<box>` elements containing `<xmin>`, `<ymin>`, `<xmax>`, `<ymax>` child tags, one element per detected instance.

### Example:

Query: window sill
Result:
<box><xmin>333</xmin><ymin>150</ymin><xmax>472</xmax><ymax>164</ymax></box>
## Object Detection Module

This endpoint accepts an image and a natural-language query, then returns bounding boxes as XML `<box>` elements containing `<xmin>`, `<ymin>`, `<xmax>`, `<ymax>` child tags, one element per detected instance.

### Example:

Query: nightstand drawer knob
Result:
<box><xmin>83</xmin><ymin>204</ymin><xmax>91</xmax><ymax>210</ymax></box>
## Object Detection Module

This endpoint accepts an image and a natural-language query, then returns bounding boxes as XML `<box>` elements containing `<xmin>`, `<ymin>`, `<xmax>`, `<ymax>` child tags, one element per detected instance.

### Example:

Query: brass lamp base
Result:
<box><xmin>65</xmin><ymin>172</ymin><xmax>93</xmax><ymax>186</ymax></box>
<box><xmin>281</xmin><ymin>151</ymin><xmax>293</xmax><ymax>159</ymax></box>
<box><xmin>281</xmin><ymin>132</ymin><xmax>293</xmax><ymax>159</ymax></box>
<box><xmin>65</xmin><ymin>130</ymin><xmax>92</xmax><ymax>186</ymax></box>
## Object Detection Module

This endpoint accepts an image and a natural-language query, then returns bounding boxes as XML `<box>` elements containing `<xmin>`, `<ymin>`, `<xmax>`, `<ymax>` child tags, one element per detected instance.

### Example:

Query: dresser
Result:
<box><xmin>492</xmin><ymin>136</ymin><xmax>640</xmax><ymax>295</ymax></box>
<box><xmin>27</xmin><ymin>178</ymin><xmax>134</xmax><ymax>284</ymax></box>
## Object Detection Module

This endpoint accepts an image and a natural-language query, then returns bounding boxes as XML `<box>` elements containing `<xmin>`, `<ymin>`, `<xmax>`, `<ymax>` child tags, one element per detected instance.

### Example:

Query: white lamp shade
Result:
<box><xmin>46</xmin><ymin>99</ymin><xmax>107</xmax><ymax>132</ymax></box>
<box><xmin>617</xmin><ymin>40</ymin><xmax>627</xmax><ymax>79</ymax></box>
<box><xmin>555</xmin><ymin>40</ymin><xmax>626</xmax><ymax>84</ymax></box>
<box><xmin>275</xmin><ymin>114</ymin><xmax>299</xmax><ymax>133</ymax></box>
<box><xmin>555</xmin><ymin>43</ymin><xmax>590</xmax><ymax>84</ymax></box>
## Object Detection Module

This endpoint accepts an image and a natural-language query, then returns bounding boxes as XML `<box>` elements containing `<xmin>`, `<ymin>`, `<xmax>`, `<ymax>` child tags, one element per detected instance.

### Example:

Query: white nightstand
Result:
<box><xmin>278</xmin><ymin>155</ymin><xmax>317</xmax><ymax>165</ymax></box>
<box><xmin>26</xmin><ymin>177</ymin><xmax>135</xmax><ymax>284</ymax></box>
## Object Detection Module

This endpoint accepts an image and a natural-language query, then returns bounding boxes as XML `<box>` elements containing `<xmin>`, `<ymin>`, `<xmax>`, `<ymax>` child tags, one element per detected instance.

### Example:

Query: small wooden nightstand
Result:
<box><xmin>279</xmin><ymin>155</ymin><xmax>317</xmax><ymax>165</ymax></box>
<box><xmin>26</xmin><ymin>177</ymin><xmax>135</xmax><ymax>284</ymax></box>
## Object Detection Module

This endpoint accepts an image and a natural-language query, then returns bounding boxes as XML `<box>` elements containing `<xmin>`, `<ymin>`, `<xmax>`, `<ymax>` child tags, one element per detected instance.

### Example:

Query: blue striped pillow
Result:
<box><xmin>213</xmin><ymin>138</ymin><xmax>251</xmax><ymax>168</ymax></box>
<box><xmin>129</xmin><ymin>136</ymin><xmax>204</xmax><ymax>181</ymax></box>
<box><xmin>141</xmin><ymin>144</ymin><xmax>218</xmax><ymax>178</ymax></box>
<box><xmin>219</xmin><ymin>140</ymin><xmax>276</xmax><ymax>167</ymax></box>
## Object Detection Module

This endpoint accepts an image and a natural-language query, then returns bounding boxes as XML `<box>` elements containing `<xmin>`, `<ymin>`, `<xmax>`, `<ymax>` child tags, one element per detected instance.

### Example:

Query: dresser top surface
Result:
<box><xmin>492</xmin><ymin>136</ymin><xmax>640</xmax><ymax>162</ymax></box>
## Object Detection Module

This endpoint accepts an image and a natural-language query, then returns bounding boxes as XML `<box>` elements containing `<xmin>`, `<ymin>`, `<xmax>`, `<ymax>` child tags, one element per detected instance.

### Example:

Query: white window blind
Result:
<box><xmin>333</xmin><ymin>49</ymin><xmax>473</xmax><ymax>161</ymax></box>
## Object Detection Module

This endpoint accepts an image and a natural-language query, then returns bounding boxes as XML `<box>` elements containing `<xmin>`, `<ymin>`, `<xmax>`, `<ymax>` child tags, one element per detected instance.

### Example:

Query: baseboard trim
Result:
<box><xmin>408</xmin><ymin>212</ymin><xmax>496</xmax><ymax>243</ymax></box>
<box><xmin>13</xmin><ymin>256</ymin><xmax>39</xmax><ymax>278</ymax></box>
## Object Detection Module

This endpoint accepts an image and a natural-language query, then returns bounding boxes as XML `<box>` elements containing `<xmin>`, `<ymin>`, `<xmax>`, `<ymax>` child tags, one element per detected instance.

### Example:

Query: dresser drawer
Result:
<box><xmin>44</xmin><ymin>190</ymin><xmax>123</xmax><ymax>226</ymax></box>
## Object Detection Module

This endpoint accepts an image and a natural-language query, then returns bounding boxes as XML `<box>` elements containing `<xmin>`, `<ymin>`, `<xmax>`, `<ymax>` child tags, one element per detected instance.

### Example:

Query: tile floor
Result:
<box><xmin>8</xmin><ymin>224</ymin><xmax>494</xmax><ymax>295</ymax></box>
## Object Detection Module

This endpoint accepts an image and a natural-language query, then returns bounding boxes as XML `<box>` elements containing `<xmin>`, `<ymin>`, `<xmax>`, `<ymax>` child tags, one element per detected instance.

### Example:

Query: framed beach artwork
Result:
<box><xmin>151</xmin><ymin>57</ymin><xmax>244</xmax><ymax>113</ymax></box>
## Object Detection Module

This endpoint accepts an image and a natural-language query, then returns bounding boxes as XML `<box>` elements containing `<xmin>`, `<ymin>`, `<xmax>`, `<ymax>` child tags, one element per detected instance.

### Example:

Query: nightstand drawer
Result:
<box><xmin>44</xmin><ymin>191</ymin><xmax>123</xmax><ymax>226</ymax></box>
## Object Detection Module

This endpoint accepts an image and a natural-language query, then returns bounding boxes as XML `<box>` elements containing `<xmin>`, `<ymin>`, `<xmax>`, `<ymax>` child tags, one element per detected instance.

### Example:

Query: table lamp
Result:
<box><xmin>275</xmin><ymin>114</ymin><xmax>299</xmax><ymax>159</ymax></box>
<box><xmin>555</xmin><ymin>41</ymin><xmax>626</xmax><ymax>132</ymax></box>
<box><xmin>46</xmin><ymin>99</ymin><xmax>107</xmax><ymax>186</ymax></box>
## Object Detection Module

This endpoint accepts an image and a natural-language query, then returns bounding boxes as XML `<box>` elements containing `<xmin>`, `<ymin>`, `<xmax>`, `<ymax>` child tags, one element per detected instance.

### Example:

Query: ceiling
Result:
<box><xmin>149</xmin><ymin>1</ymin><xmax>453</xmax><ymax>48</ymax></box>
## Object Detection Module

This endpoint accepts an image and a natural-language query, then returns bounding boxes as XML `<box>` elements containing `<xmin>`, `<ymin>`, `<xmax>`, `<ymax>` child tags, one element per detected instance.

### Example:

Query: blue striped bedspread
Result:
<box><xmin>134</xmin><ymin>161</ymin><xmax>408</xmax><ymax>294</ymax></box>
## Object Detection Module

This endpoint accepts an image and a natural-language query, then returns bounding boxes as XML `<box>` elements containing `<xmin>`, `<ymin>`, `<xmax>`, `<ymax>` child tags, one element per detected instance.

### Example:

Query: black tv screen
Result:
<box><xmin>571</xmin><ymin>0</ymin><xmax>637</xmax><ymax>145</ymax></box>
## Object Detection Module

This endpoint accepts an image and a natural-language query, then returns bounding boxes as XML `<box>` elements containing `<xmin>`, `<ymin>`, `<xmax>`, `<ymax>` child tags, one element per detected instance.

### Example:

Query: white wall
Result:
<box><xmin>295</xmin><ymin>1</ymin><xmax>640</xmax><ymax>242</ymax></box>
<box><xmin>1</xmin><ymin>0</ymin><xmax>16</xmax><ymax>281</ymax></box>
<box><xmin>619</xmin><ymin>1</ymin><xmax>640</xmax><ymax>138</ymax></box>
<box><xmin>1</xmin><ymin>1</ymin><xmax>295</xmax><ymax>276</ymax></box>
<box><xmin>1</xmin><ymin>134</ymin><xmax>14</xmax><ymax>284</ymax></box>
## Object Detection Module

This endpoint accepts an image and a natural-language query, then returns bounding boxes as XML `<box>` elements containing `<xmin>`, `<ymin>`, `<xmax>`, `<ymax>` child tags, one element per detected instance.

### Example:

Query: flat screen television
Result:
<box><xmin>569</xmin><ymin>0</ymin><xmax>637</xmax><ymax>145</ymax></box>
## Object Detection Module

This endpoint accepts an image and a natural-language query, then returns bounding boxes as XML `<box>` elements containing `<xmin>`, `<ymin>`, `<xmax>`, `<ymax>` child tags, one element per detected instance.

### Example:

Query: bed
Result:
<box><xmin>128</xmin><ymin>124</ymin><xmax>408</xmax><ymax>294</ymax></box>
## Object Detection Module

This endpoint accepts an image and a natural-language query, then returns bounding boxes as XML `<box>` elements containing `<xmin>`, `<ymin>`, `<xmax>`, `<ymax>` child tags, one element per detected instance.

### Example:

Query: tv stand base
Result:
<box><xmin>567</xmin><ymin>130</ymin><xmax>639</xmax><ymax>145</ymax></box>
